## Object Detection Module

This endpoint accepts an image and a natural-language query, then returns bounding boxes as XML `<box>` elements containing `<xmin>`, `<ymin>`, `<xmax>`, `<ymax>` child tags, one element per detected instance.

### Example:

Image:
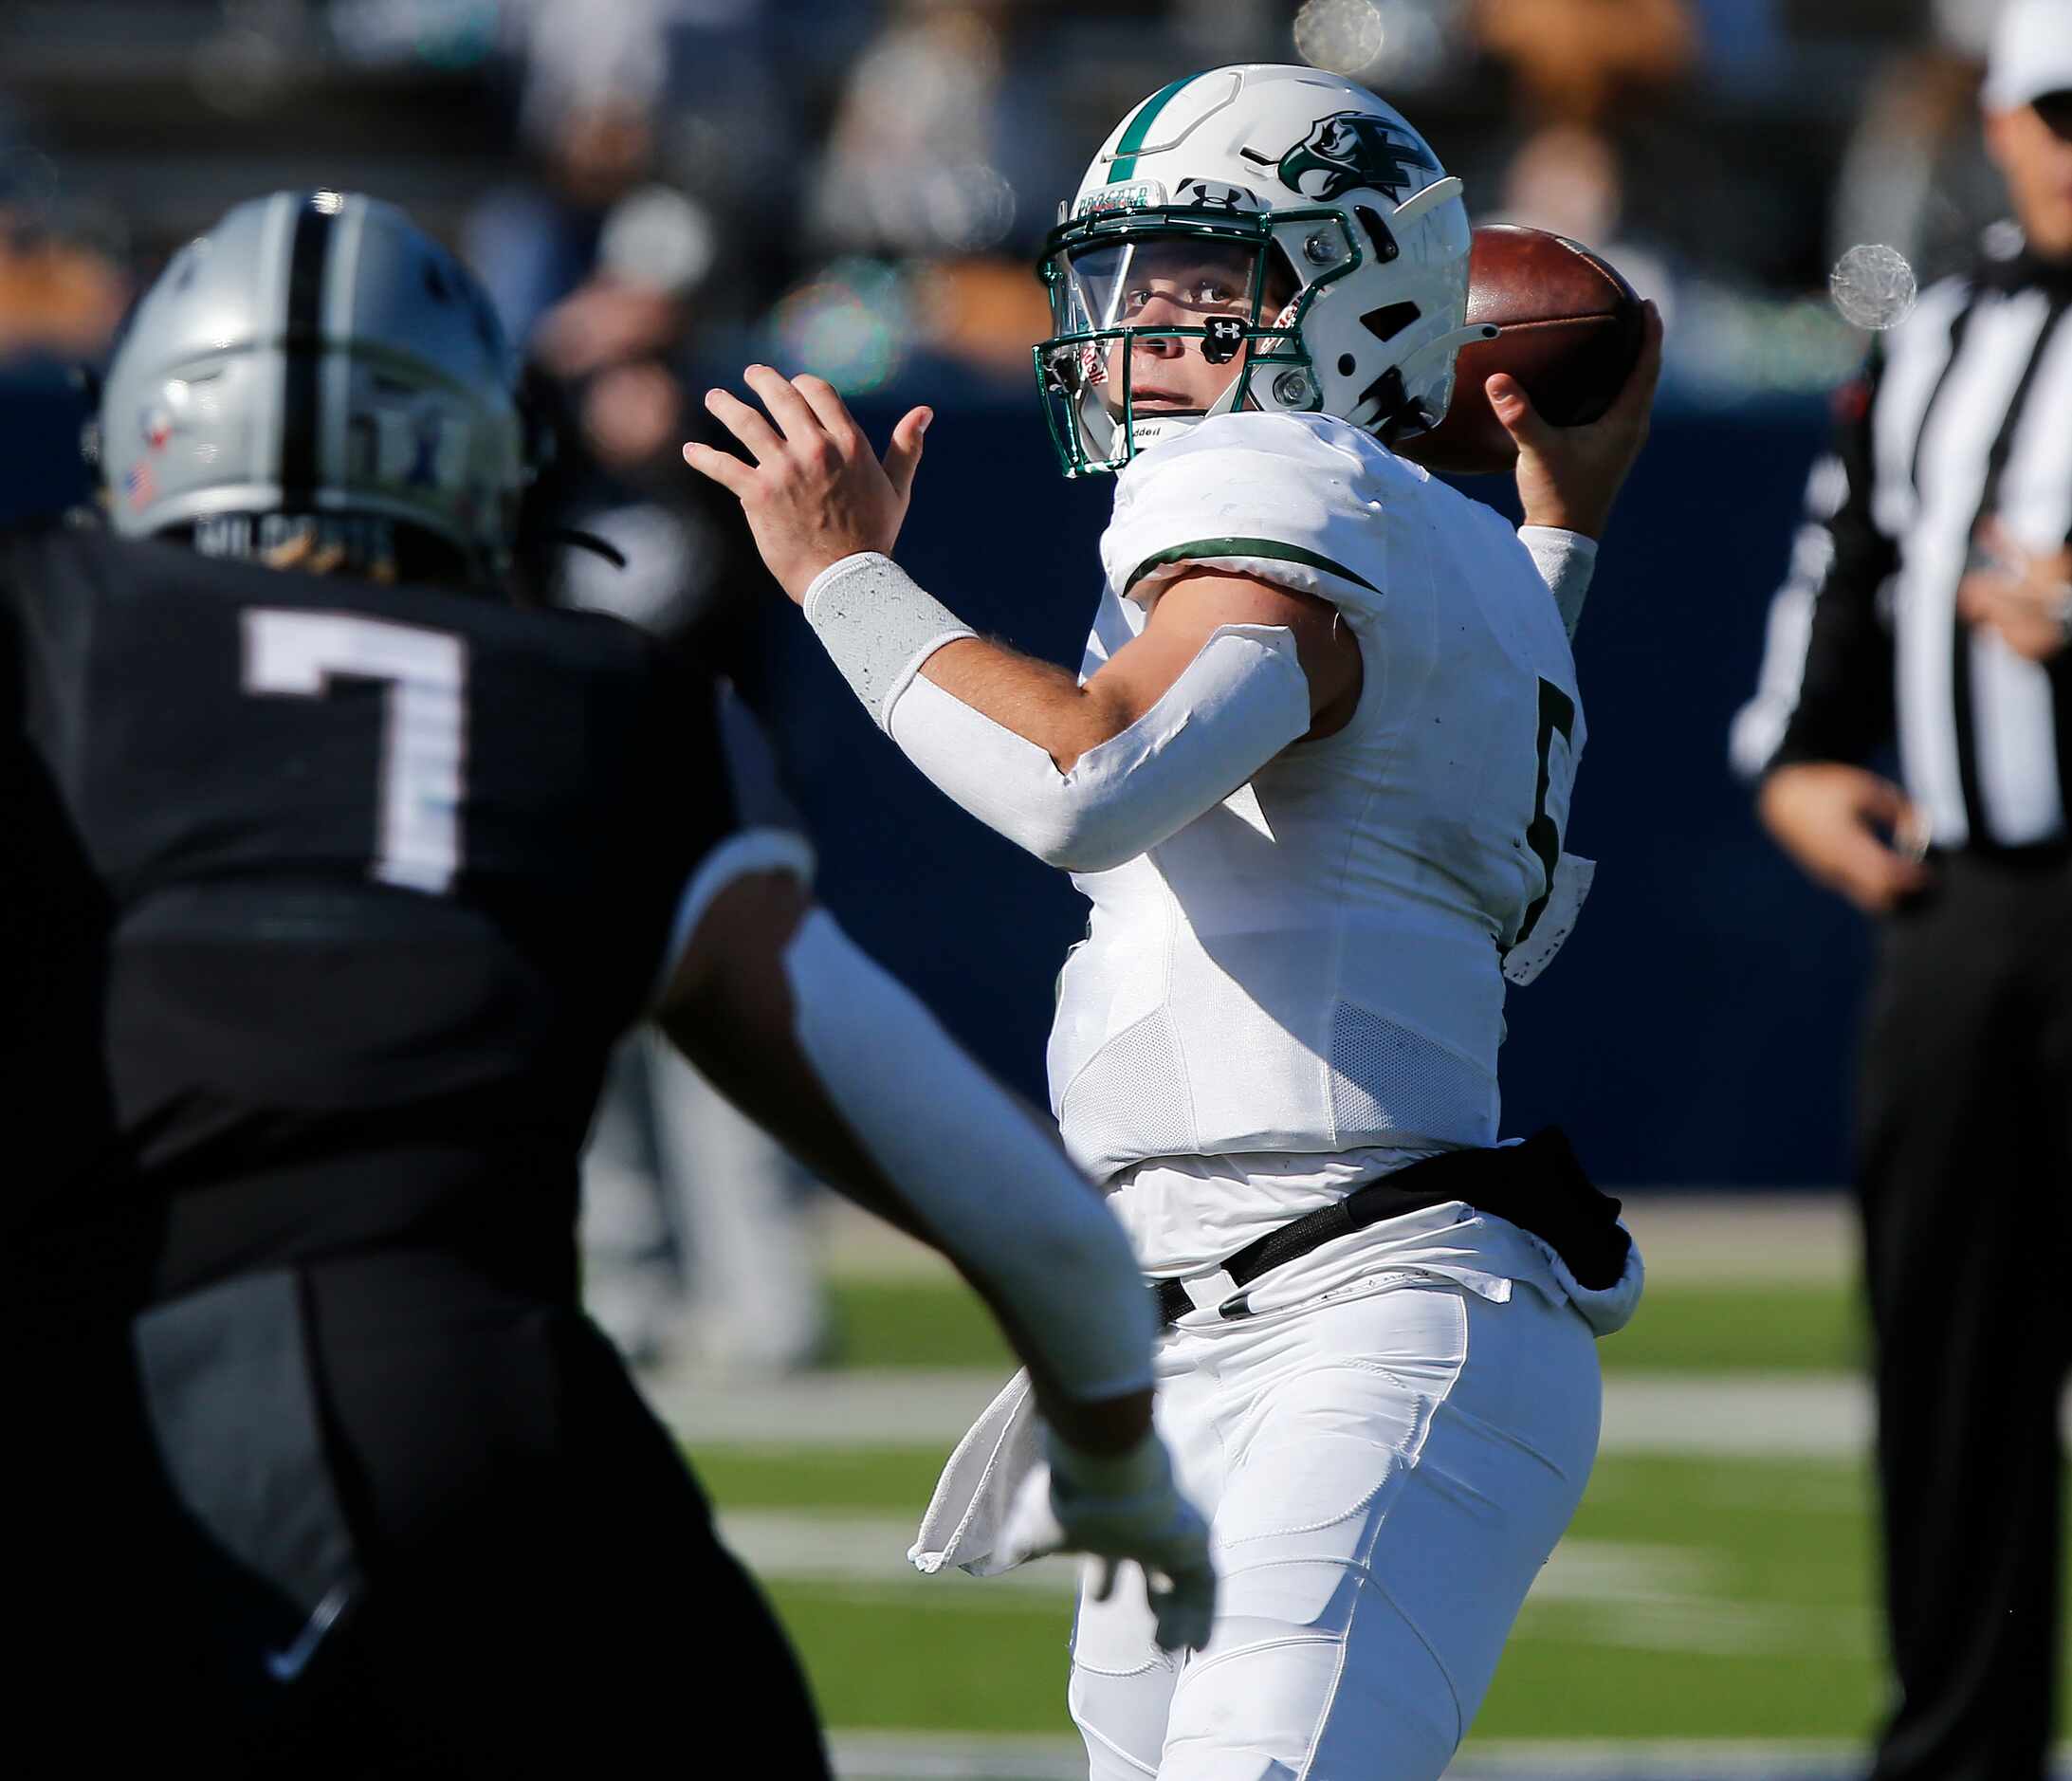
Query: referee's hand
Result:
<box><xmin>1758</xmin><ymin>763</ymin><xmax>1931</xmax><ymax>914</ymax></box>
<box><xmin>1957</xmin><ymin>519</ymin><xmax>2072</xmax><ymax>665</ymax></box>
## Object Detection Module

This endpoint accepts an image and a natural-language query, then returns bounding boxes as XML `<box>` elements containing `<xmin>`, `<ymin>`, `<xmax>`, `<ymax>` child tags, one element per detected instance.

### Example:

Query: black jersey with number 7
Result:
<box><xmin>1</xmin><ymin>522</ymin><xmax>741</xmax><ymax>1303</ymax></box>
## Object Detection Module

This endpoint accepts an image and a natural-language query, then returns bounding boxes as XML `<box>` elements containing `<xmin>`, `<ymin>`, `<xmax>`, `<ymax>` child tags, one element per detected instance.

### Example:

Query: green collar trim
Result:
<box><xmin>1125</xmin><ymin>535</ymin><xmax>1382</xmax><ymax>596</ymax></box>
<box><xmin>1106</xmin><ymin>75</ymin><xmax>1195</xmax><ymax>184</ymax></box>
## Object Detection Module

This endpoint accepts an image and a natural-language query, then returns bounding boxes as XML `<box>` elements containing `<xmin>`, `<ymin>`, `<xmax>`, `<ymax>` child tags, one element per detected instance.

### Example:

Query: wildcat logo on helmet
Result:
<box><xmin>1276</xmin><ymin>113</ymin><xmax>1438</xmax><ymax>202</ymax></box>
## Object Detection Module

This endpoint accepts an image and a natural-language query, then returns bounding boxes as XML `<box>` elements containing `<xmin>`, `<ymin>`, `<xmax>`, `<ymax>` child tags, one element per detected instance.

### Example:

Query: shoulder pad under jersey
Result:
<box><xmin>1100</xmin><ymin>412</ymin><xmax>1403</xmax><ymax>621</ymax></box>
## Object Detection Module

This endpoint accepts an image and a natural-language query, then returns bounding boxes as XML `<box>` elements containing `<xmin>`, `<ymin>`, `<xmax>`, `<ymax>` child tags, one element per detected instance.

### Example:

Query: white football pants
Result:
<box><xmin>1069</xmin><ymin>1270</ymin><xmax>1600</xmax><ymax>1780</ymax></box>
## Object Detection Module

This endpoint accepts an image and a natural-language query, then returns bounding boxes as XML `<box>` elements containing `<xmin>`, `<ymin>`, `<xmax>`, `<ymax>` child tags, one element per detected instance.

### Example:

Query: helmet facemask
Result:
<box><xmin>1036</xmin><ymin>207</ymin><xmax>1358</xmax><ymax>478</ymax></box>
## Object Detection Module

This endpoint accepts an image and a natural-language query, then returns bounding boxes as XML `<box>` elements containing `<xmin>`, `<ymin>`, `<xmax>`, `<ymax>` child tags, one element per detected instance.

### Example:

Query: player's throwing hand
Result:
<box><xmin>998</xmin><ymin>1428</ymin><xmax>1217</xmax><ymax>1654</ymax></box>
<box><xmin>684</xmin><ymin>366</ymin><xmax>931</xmax><ymax>601</ymax></box>
<box><xmin>1489</xmin><ymin>300</ymin><xmax>1665</xmax><ymax>540</ymax></box>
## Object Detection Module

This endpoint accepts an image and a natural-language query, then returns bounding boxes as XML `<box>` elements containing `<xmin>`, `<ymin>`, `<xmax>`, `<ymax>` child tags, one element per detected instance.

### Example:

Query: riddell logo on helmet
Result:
<box><xmin>1277</xmin><ymin>114</ymin><xmax>1438</xmax><ymax>203</ymax></box>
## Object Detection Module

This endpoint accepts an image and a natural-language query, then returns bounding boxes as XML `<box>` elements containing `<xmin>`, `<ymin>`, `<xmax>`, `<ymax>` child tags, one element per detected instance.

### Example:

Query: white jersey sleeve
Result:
<box><xmin>1100</xmin><ymin>413</ymin><xmax>1395</xmax><ymax>625</ymax></box>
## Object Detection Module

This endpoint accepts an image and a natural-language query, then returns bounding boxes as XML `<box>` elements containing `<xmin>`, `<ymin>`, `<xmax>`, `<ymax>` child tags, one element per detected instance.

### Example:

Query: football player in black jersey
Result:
<box><xmin>1</xmin><ymin>191</ymin><xmax>1210</xmax><ymax>1775</ymax></box>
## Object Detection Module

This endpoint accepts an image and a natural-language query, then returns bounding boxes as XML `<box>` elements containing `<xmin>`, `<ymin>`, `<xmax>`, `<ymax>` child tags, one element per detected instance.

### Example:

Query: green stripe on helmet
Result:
<box><xmin>1106</xmin><ymin>75</ymin><xmax>1195</xmax><ymax>184</ymax></box>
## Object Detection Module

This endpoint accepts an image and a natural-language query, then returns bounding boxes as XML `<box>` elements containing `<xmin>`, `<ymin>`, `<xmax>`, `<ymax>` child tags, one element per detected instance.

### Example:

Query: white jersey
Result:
<box><xmin>1046</xmin><ymin>412</ymin><xmax>1586</xmax><ymax>1265</ymax></box>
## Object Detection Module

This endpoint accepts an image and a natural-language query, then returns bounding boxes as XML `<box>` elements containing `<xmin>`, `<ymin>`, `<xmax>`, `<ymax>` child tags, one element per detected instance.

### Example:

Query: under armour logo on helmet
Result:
<box><xmin>1175</xmin><ymin>179</ymin><xmax>1258</xmax><ymax>212</ymax></box>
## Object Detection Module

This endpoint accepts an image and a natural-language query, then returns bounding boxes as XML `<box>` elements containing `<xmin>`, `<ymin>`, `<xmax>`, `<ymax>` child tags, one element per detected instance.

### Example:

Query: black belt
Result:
<box><xmin>1150</xmin><ymin>1128</ymin><xmax>1625</xmax><ymax>1327</ymax></box>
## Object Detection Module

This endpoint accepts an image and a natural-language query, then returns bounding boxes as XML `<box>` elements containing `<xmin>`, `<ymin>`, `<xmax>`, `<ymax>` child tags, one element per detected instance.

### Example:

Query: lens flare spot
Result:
<box><xmin>1293</xmin><ymin>0</ymin><xmax>1385</xmax><ymax>76</ymax></box>
<box><xmin>1829</xmin><ymin>244</ymin><xmax>1916</xmax><ymax>332</ymax></box>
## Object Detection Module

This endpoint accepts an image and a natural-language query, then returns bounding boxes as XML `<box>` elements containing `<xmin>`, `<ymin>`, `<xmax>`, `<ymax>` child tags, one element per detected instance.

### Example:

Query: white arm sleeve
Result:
<box><xmin>1519</xmin><ymin>525</ymin><xmax>1598</xmax><ymax>639</ymax></box>
<box><xmin>782</xmin><ymin>908</ymin><xmax>1155</xmax><ymax>1402</ymax></box>
<box><xmin>651</xmin><ymin>826</ymin><xmax>817</xmax><ymax>1004</ymax></box>
<box><xmin>884</xmin><ymin>623</ymin><xmax>1312</xmax><ymax>872</ymax></box>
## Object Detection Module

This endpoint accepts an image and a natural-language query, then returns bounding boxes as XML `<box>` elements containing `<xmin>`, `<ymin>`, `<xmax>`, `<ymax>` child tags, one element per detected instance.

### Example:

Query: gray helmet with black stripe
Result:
<box><xmin>100</xmin><ymin>190</ymin><xmax>529</xmax><ymax>583</ymax></box>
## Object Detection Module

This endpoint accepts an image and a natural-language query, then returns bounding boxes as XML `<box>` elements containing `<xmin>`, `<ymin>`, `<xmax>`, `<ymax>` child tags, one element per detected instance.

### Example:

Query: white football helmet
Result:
<box><xmin>1036</xmin><ymin>64</ymin><xmax>1483</xmax><ymax>477</ymax></box>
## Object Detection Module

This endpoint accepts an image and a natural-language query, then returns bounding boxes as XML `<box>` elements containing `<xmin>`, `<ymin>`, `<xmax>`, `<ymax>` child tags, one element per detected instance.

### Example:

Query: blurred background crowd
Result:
<box><xmin>0</xmin><ymin>0</ymin><xmax>2042</xmax><ymax>1374</ymax></box>
<box><xmin>0</xmin><ymin>0</ymin><xmax>2035</xmax><ymax>426</ymax></box>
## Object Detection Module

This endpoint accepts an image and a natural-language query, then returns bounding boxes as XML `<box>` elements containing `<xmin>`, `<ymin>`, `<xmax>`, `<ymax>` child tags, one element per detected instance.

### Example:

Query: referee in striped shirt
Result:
<box><xmin>1733</xmin><ymin>6</ymin><xmax>2072</xmax><ymax>1775</ymax></box>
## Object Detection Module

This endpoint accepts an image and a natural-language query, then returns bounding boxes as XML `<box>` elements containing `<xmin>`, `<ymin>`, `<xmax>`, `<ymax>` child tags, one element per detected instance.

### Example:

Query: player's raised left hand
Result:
<box><xmin>1490</xmin><ymin>299</ymin><xmax>1664</xmax><ymax>541</ymax></box>
<box><xmin>684</xmin><ymin>367</ymin><xmax>930</xmax><ymax>601</ymax></box>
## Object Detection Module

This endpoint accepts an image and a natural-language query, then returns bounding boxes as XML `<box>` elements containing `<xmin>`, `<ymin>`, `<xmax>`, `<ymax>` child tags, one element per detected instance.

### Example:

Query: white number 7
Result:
<box><xmin>243</xmin><ymin>609</ymin><xmax>468</xmax><ymax>895</ymax></box>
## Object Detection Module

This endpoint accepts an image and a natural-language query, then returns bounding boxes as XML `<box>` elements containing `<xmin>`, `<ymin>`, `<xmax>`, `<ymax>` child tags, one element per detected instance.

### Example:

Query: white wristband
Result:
<box><xmin>802</xmin><ymin>551</ymin><xmax>976</xmax><ymax>729</ymax></box>
<box><xmin>1519</xmin><ymin>526</ymin><xmax>1598</xmax><ymax>639</ymax></box>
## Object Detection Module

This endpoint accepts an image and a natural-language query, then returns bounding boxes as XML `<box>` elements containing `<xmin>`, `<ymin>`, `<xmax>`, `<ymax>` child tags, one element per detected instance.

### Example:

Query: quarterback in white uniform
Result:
<box><xmin>689</xmin><ymin>62</ymin><xmax>1659</xmax><ymax>1781</ymax></box>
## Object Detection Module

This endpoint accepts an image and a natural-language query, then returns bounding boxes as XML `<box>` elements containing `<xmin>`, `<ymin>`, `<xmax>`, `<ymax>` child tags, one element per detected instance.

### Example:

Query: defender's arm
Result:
<box><xmin>655</xmin><ymin>857</ymin><xmax>1217</xmax><ymax>1651</ymax></box>
<box><xmin>655</xmin><ymin>860</ymin><xmax>1155</xmax><ymax>1454</ymax></box>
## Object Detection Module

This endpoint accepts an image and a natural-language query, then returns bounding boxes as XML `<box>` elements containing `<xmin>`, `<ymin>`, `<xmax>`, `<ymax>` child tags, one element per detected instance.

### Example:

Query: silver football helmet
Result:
<box><xmin>100</xmin><ymin>190</ymin><xmax>530</xmax><ymax>583</ymax></box>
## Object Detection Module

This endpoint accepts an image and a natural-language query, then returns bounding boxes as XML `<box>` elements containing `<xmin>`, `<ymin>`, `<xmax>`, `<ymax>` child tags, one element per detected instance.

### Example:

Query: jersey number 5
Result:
<box><xmin>242</xmin><ymin>609</ymin><xmax>468</xmax><ymax>895</ymax></box>
<box><xmin>1516</xmin><ymin>677</ymin><xmax>1576</xmax><ymax>947</ymax></box>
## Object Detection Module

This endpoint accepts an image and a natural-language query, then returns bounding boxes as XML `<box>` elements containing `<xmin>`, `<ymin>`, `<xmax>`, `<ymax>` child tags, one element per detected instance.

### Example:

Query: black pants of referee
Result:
<box><xmin>17</xmin><ymin>1248</ymin><xmax>833</xmax><ymax>1778</ymax></box>
<box><xmin>1859</xmin><ymin>850</ymin><xmax>2072</xmax><ymax>1781</ymax></box>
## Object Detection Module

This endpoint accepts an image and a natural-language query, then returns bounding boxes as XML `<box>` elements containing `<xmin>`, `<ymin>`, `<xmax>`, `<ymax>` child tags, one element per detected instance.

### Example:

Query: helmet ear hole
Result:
<box><xmin>1361</xmin><ymin>302</ymin><xmax>1420</xmax><ymax>342</ymax></box>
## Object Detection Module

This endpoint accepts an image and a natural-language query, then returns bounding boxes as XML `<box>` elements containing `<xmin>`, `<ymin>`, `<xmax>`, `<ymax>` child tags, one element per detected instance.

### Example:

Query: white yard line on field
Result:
<box><xmin>648</xmin><ymin>1368</ymin><xmax>1910</xmax><ymax>1456</ymax></box>
<box><xmin>718</xmin><ymin>1516</ymin><xmax>1867</xmax><ymax>1660</ymax></box>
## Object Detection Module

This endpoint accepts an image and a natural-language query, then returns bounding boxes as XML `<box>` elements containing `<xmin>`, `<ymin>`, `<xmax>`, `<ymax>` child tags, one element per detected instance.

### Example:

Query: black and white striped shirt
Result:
<box><xmin>1733</xmin><ymin>240</ymin><xmax>2072</xmax><ymax>849</ymax></box>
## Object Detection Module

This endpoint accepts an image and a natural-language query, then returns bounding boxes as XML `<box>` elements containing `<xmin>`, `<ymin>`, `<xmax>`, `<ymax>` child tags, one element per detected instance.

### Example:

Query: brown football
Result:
<box><xmin>1397</xmin><ymin>224</ymin><xmax>1643</xmax><ymax>477</ymax></box>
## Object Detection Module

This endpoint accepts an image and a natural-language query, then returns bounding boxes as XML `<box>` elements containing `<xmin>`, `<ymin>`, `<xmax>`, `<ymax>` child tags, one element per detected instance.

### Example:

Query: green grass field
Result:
<box><xmin>669</xmin><ymin>1231</ymin><xmax>2067</xmax><ymax>1763</ymax></box>
<box><xmin>713</xmin><ymin>1451</ymin><xmax>1889</xmax><ymax>1741</ymax></box>
<box><xmin>820</xmin><ymin>1275</ymin><xmax>1872</xmax><ymax>1376</ymax></box>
